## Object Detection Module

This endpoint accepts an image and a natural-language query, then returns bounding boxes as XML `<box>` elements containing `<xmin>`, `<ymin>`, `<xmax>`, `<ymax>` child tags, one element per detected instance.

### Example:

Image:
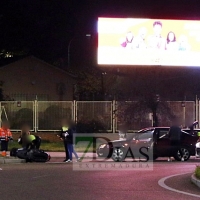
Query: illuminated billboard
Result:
<box><xmin>98</xmin><ymin>18</ymin><xmax>200</xmax><ymax>66</ymax></box>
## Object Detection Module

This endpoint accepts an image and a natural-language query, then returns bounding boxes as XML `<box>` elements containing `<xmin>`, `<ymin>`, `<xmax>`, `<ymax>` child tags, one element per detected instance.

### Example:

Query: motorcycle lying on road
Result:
<box><xmin>10</xmin><ymin>147</ymin><xmax>51</xmax><ymax>163</ymax></box>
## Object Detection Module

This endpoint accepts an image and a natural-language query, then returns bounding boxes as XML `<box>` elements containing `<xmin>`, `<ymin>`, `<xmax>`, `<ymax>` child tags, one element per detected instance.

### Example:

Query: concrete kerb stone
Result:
<box><xmin>191</xmin><ymin>174</ymin><xmax>200</xmax><ymax>188</ymax></box>
<box><xmin>0</xmin><ymin>157</ymin><xmax>26</xmax><ymax>164</ymax></box>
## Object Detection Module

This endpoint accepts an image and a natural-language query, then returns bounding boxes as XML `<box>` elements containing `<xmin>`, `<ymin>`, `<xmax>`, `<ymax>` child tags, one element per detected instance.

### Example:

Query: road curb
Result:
<box><xmin>191</xmin><ymin>174</ymin><xmax>200</xmax><ymax>188</ymax></box>
<box><xmin>158</xmin><ymin>172</ymin><xmax>200</xmax><ymax>198</ymax></box>
<box><xmin>0</xmin><ymin>158</ymin><xmax>26</xmax><ymax>164</ymax></box>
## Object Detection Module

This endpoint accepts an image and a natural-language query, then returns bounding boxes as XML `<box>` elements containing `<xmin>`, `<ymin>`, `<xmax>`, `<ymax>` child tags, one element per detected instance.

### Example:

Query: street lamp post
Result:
<box><xmin>101</xmin><ymin>72</ymin><xmax>107</xmax><ymax>100</ymax></box>
<box><xmin>67</xmin><ymin>34</ymin><xmax>91</xmax><ymax>68</ymax></box>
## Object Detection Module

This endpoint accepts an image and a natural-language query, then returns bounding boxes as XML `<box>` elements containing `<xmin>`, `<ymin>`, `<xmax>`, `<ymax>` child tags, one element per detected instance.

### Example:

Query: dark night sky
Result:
<box><xmin>1</xmin><ymin>0</ymin><xmax>200</xmax><ymax>100</ymax></box>
<box><xmin>1</xmin><ymin>0</ymin><xmax>200</xmax><ymax>64</ymax></box>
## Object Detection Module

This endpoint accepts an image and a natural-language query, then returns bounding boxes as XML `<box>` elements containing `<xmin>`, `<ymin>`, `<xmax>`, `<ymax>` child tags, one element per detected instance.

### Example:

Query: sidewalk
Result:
<box><xmin>48</xmin><ymin>152</ymin><xmax>95</xmax><ymax>162</ymax></box>
<box><xmin>0</xmin><ymin>156</ymin><xmax>26</xmax><ymax>164</ymax></box>
<box><xmin>0</xmin><ymin>152</ymin><xmax>95</xmax><ymax>164</ymax></box>
<box><xmin>47</xmin><ymin>152</ymin><xmax>94</xmax><ymax>158</ymax></box>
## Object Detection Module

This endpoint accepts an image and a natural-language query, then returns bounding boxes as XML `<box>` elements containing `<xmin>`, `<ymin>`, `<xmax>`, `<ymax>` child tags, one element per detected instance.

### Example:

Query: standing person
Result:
<box><xmin>0</xmin><ymin>121</ymin><xmax>13</xmax><ymax>157</ymax></box>
<box><xmin>189</xmin><ymin>121</ymin><xmax>198</xmax><ymax>135</ymax></box>
<box><xmin>168</xmin><ymin>118</ymin><xmax>184</xmax><ymax>162</ymax></box>
<box><xmin>65</xmin><ymin>120</ymin><xmax>80</xmax><ymax>163</ymax></box>
<box><xmin>118</xmin><ymin>123</ymin><xmax>127</xmax><ymax>140</ymax></box>
<box><xmin>58</xmin><ymin>119</ymin><xmax>70</xmax><ymax>162</ymax></box>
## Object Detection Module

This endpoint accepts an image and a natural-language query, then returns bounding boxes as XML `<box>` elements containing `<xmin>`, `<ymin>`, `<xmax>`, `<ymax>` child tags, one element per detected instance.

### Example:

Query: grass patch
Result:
<box><xmin>9</xmin><ymin>133</ymin><xmax>120</xmax><ymax>152</ymax></box>
<box><xmin>7</xmin><ymin>141</ymin><xmax>97</xmax><ymax>152</ymax></box>
<box><xmin>195</xmin><ymin>166</ymin><xmax>200</xmax><ymax>179</ymax></box>
<box><xmin>8</xmin><ymin>141</ymin><xmax>67</xmax><ymax>152</ymax></box>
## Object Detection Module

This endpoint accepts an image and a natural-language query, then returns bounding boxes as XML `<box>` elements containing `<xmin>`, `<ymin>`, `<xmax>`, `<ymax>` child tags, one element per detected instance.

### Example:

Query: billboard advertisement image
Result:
<box><xmin>98</xmin><ymin>18</ymin><xmax>200</xmax><ymax>67</ymax></box>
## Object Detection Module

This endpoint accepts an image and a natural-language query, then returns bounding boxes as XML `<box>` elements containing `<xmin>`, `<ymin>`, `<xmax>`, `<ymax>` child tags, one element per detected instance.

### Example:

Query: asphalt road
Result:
<box><xmin>0</xmin><ymin>159</ymin><xmax>200</xmax><ymax>200</ymax></box>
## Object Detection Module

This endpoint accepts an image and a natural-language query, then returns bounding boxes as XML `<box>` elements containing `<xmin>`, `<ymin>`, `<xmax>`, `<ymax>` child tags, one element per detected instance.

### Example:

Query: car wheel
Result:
<box><xmin>174</xmin><ymin>147</ymin><xmax>190</xmax><ymax>161</ymax></box>
<box><xmin>111</xmin><ymin>147</ymin><xmax>126</xmax><ymax>162</ymax></box>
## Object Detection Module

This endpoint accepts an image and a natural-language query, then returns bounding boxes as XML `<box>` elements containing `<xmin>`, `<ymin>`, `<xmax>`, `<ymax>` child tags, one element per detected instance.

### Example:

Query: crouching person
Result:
<box><xmin>26</xmin><ymin>134</ymin><xmax>41</xmax><ymax>150</ymax></box>
<box><xmin>0</xmin><ymin>121</ymin><xmax>13</xmax><ymax>157</ymax></box>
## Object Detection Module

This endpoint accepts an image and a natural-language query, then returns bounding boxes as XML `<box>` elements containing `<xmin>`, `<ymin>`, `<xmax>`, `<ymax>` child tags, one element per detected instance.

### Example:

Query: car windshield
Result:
<box><xmin>134</xmin><ymin>130</ymin><xmax>154</xmax><ymax>140</ymax></box>
<box><xmin>132</xmin><ymin>129</ymin><xmax>154</xmax><ymax>140</ymax></box>
<box><xmin>125</xmin><ymin>133</ymin><xmax>138</xmax><ymax>140</ymax></box>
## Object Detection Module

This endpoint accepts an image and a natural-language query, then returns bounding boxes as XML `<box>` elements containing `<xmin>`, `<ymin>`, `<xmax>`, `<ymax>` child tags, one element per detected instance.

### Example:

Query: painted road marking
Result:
<box><xmin>158</xmin><ymin>172</ymin><xmax>200</xmax><ymax>198</ymax></box>
<box><xmin>32</xmin><ymin>175</ymin><xmax>51</xmax><ymax>179</ymax></box>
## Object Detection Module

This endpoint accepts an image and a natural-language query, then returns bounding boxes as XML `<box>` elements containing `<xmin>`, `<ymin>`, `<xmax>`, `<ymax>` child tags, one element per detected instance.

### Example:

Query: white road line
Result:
<box><xmin>32</xmin><ymin>175</ymin><xmax>50</xmax><ymax>179</ymax></box>
<box><xmin>158</xmin><ymin>172</ymin><xmax>200</xmax><ymax>198</ymax></box>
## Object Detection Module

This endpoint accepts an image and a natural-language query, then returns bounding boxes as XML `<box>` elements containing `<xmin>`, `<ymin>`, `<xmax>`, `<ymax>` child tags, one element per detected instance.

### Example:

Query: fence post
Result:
<box><xmin>112</xmin><ymin>100</ymin><xmax>116</xmax><ymax>133</ymax></box>
<box><xmin>198</xmin><ymin>98</ymin><xmax>200</xmax><ymax>129</ymax></box>
<box><xmin>34</xmin><ymin>100</ymin><xmax>38</xmax><ymax>132</ymax></box>
<box><xmin>0</xmin><ymin>101</ymin><xmax>1</xmax><ymax>127</ymax></box>
<box><xmin>183</xmin><ymin>104</ymin><xmax>186</xmax><ymax>128</ymax></box>
<box><xmin>73</xmin><ymin>100</ymin><xmax>77</xmax><ymax>123</ymax></box>
<box><xmin>195</xmin><ymin>96</ymin><xmax>199</xmax><ymax>128</ymax></box>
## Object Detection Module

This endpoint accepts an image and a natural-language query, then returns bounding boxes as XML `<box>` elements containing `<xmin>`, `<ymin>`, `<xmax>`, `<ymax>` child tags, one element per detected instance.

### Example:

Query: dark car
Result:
<box><xmin>97</xmin><ymin>127</ymin><xmax>199</xmax><ymax>162</ymax></box>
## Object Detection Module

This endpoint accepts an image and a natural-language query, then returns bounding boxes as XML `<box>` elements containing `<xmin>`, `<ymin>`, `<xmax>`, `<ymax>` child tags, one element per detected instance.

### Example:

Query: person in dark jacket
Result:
<box><xmin>189</xmin><ymin>121</ymin><xmax>198</xmax><ymax>135</ymax></box>
<box><xmin>168</xmin><ymin>118</ymin><xmax>184</xmax><ymax>161</ymax></box>
<box><xmin>65</xmin><ymin>120</ymin><xmax>80</xmax><ymax>162</ymax></box>
<box><xmin>28</xmin><ymin>135</ymin><xmax>41</xmax><ymax>150</ymax></box>
<box><xmin>18</xmin><ymin>124</ymin><xmax>41</xmax><ymax>150</ymax></box>
<box><xmin>18</xmin><ymin>124</ymin><xmax>31</xmax><ymax>148</ymax></box>
<box><xmin>58</xmin><ymin>119</ymin><xmax>70</xmax><ymax>162</ymax></box>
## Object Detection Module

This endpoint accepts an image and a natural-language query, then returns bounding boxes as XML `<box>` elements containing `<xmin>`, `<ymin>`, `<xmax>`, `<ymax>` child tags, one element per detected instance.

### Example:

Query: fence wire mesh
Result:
<box><xmin>76</xmin><ymin>101</ymin><xmax>112</xmax><ymax>132</ymax></box>
<box><xmin>0</xmin><ymin>101</ymin><xmax>34</xmax><ymax>130</ymax></box>
<box><xmin>37</xmin><ymin>101</ymin><xmax>73</xmax><ymax>131</ymax></box>
<box><xmin>0</xmin><ymin>101</ymin><xmax>197</xmax><ymax>131</ymax></box>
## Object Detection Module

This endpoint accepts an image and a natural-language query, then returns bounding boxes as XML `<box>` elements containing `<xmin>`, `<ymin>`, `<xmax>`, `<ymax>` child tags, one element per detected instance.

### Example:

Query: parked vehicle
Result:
<box><xmin>97</xmin><ymin>127</ymin><xmax>199</xmax><ymax>162</ymax></box>
<box><xmin>196</xmin><ymin>142</ymin><xmax>200</xmax><ymax>158</ymax></box>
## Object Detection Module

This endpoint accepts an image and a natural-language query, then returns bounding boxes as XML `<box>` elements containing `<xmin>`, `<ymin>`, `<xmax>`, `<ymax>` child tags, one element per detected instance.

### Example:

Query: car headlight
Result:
<box><xmin>196</xmin><ymin>142</ymin><xmax>200</xmax><ymax>148</ymax></box>
<box><xmin>99</xmin><ymin>144</ymin><xmax>106</xmax><ymax>149</ymax></box>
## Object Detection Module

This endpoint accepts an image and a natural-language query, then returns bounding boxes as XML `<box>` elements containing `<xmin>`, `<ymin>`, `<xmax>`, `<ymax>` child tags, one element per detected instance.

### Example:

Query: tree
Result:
<box><xmin>117</xmin><ymin>95</ymin><xmax>175</xmax><ymax>130</ymax></box>
<box><xmin>72</xmin><ymin>67</ymin><xmax>121</xmax><ymax>101</ymax></box>
<box><xmin>0</xmin><ymin>81</ymin><xmax>4</xmax><ymax>101</ymax></box>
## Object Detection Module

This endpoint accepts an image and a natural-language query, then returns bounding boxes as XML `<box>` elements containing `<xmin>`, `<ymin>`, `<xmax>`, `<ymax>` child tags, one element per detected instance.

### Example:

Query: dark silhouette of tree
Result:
<box><xmin>0</xmin><ymin>81</ymin><xmax>4</xmax><ymax>101</ymax></box>
<box><xmin>117</xmin><ymin>96</ymin><xmax>175</xmax><ymax>130</ymax></box>
<box><xmin>0</xmin><ymin>88</ymin><xmax>3</xmax><ymax>101</ymax></box>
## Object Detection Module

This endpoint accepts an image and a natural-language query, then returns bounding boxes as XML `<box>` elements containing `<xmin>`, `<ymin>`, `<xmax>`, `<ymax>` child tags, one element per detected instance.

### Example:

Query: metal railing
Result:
<box><xmin>0</xmin><ymin>101</ymin><xmax>34</xmax><ymax>131</ymax></box>
<box><xmin>0</xmin><ymin>100</ymin><xmax>198</xmax><ymax>132</ymax></box>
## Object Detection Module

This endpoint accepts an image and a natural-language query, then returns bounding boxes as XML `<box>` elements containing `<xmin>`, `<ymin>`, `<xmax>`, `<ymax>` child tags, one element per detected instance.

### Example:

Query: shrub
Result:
<box><xmin>195</xmin><ymin>165</ymin><xmax>200</xmax><ymax>179</ymax></box>
<box><xmin>11</xmin><ymin>108</ymin><xmax>33</xmax><ymax>129</ymax></box>
<box><xmin>40</xmin><ymin>105</ymin><xmax>72</xmax><ymax>130</ymax></box>
<box><xmin>76</xmin><ymin>120</ymin><xmax>107</xmax><ymax>133</ymax></box>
